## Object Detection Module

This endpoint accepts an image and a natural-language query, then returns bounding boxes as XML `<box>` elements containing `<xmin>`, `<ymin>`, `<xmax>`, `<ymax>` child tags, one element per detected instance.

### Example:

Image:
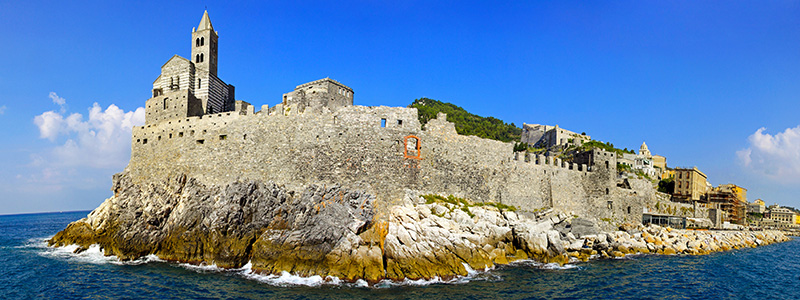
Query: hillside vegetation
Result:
<box><xmin>409</xmin><ymin>98</ymin><xmax>522</xmax><ymax>143</ymax></box>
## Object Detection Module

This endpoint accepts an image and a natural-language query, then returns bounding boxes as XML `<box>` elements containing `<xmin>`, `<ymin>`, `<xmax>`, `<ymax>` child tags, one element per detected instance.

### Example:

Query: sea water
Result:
<box><xmin>1</xmin><ymin>211</ymin><xmax>798</xmax><ymax>299</ymax></box>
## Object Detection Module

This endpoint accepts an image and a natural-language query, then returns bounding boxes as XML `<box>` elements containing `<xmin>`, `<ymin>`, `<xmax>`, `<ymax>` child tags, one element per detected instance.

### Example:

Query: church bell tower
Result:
<box><xmin>191</xmin><ymin>10</ymin><xmax>218</xmax><ymax>76</ymax></box>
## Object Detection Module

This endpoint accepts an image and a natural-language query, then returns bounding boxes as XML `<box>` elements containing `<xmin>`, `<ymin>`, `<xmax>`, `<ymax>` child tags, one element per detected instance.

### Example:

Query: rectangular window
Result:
<box><xmin>196</xmin><ymin>139</ymin><xmax>204</xmax><ymax>144</ymax></box>
<box><xmin>380</xmin><ymin>118</ymin><xmax>386</xmax><ymax>127</ymax></box>
<box><xmin>397</xmin><ymin>120</ymin><xmax>403</xmax><ymax>126</ymax></box>
<box><xmin>142</xmin><ymin>139</ymin><xmax>148</xmax><ymax>145</ymax></box>
<box><xmin>219</xmin><ymin>135</ymin><xmax>227</xmax><ymax>140</ymax></box>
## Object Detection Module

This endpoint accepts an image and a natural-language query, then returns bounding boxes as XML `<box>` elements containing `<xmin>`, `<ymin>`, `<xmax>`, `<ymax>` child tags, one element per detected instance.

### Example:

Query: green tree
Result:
<box><xmin>409</xmin><ymin>98</ymin><xmax>522</xmax><ymax>142</ymax></box>
<box><xmin>657</xmin><ymin>177</ymin><xmax>675</xmax><ymax>194</ymax></box>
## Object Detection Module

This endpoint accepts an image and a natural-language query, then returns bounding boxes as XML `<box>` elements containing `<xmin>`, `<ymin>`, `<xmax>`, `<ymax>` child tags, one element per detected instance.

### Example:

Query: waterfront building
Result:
<box><xmin>672</xmin><ymin>167</ymin><xmax>709</xmax><ymax>203</ymax></box>
<box><xmin>707</xmin><ymin>184</ymin><xmax>747</xmax><ymax>224</ymax></box>
<box><xmin>766</xmin><ymin>205</ymin><xmax>796</xmax><ymax>228</ymax></box>
<box><xmin>747</xmin><ymin>199</ymin><xmax>766</xmax><ymax>214</ymax></box>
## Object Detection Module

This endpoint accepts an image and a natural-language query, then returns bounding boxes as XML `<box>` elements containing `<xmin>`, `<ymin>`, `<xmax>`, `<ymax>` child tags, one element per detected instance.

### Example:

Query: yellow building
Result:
<box><xmin>661</xmin><ymin>169</ymin><xmax>675</xmax><ymax>181</ymax></box>
<box><xmin>795</xmin><ymin>214</ymin><xmax>800</xmax><ymax>225</ymax></box>
<box><xmin>673</xmin><ymin>167</ymin><xmax>708</xmax><ymax>203</ymax></box>
<box><xmin>755</xmin><ymin>199</ymin><xmax>765</xmax><ymax>206</ymax></box>
<box><xmin>652</xmin><ymin>155</ymin><xmax>667</xmax><ymax>170</ymax></box>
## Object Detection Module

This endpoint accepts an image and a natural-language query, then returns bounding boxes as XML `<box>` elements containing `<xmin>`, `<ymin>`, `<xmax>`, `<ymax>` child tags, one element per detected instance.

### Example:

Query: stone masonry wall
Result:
<box><xmin>129</xmin><ymin>107</ymin><xmax>654</xmax><ymax>224</ymax></box>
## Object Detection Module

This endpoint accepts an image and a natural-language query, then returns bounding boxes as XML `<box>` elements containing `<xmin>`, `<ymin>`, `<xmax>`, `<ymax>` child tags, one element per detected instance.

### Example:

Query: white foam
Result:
<box><xmin>178</xmin><ymin>262</ymin><xmax>224</xmax><ymax>272</ymax></box>
<box><xmin>510</xmin><ymin>259</ymin><xmax>580</xmax><ymax>270</ymax></box>
<box><xmin>39</xmin><ymin>239</ymin><xmax>165</xmax><ymax>266</ymax></box>
<box><xmin>241</xmin><ymin>270</ymin><xmax>330</xmax><ymax>287</ymax></box>
<box><xmin>40</xmin><ymin>244</ymin><xmax>122</xmax><ymax>265</ymax></box>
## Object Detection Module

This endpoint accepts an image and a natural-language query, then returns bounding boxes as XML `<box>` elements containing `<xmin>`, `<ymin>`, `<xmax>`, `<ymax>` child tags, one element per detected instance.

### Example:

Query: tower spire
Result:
<box><xmin>198</xmin><ymin>10</ymin><xmax>214</xmax><ymax>31</ymax></box>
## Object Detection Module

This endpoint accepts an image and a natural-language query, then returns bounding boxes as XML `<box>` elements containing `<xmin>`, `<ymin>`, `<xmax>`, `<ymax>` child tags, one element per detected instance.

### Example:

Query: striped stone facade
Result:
<box><xmin>145</xmin><ymin>11</ymin><xmax>234</xmax><ymax>125</ymax></box>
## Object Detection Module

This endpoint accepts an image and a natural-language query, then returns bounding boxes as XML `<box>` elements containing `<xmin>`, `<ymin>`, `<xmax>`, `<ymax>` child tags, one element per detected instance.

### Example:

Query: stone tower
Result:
<box><xmin>192</xmin><ymin>11</ymin><xmax>218</xmax><ymax>76</ymax></box>
<box><xmin>639</xmin><ymin>142</ymin><xmax>651</xmax><ymax>158</ymax></box>
<box><xmin>190</xmin><ymin>10</ymin><xmax>233</xmax><ymax>114</ymax></box>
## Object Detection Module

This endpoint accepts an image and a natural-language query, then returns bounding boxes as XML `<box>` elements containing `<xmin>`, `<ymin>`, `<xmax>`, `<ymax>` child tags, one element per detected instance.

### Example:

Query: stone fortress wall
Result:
<box><xmin>130</xmin><ymin>102</ymin><xmax>653</xmax><ymax>225</ymax></box>
<box><xmin>129</xmin><ymin>11</ymin><xmax>655</xmax><ymax>227</ymax></box>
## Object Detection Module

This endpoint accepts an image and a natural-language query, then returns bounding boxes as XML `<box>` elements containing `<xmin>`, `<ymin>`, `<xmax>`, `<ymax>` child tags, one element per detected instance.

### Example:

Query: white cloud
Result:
<box><xmin>33</xmin><ymin>93</ymin><xmax>145</xmax><ymax>172</ymax></box>
<box><xmin>0</xmin><ymin>105</ymin><xmax>6</xmax><ymax>115</ymax></box>
<box><xmin>33</xmin><ymin>111</ymin><xmax>65</xmax><ymax>141</ymax></box>
<box><xmin>737</xmin><ymin>126</ymin><xmax>800</xmax><ymax>181</ymax></box>
<box><xmin>49</xmin><ymin>92</ymin><xmax>67</xmax><ymax>113</ymax></box>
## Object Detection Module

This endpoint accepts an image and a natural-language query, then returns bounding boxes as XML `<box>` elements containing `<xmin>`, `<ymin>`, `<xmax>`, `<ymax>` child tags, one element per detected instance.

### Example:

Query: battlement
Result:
<box><xmin>513</xmin><ymin>152</ymin><xmax>590</xmax><ymax>172</ymax></box>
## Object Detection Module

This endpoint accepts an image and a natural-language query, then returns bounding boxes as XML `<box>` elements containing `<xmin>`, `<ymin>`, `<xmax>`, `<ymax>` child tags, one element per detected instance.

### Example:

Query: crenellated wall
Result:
<box><xmin>129</xmin><ymin>107</ymin><xmax>655</xmax><ymax>225</ymax></box>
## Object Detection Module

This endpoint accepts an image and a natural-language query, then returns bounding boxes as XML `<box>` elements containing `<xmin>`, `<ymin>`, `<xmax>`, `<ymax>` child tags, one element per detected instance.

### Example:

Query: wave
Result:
<box><xmin>37</xmin><ymin>241</ymin><xmax>164</xmax><ymax>266</ymax></box>
<box><xmin>509</xmin><ymin>259</ymin><xmax>581</xmax><ymax>270</ymax></box>
<box><xmin>38</xmin><ymin>241</ymin><xmax>577</xmax><ymax>287</ymax></box>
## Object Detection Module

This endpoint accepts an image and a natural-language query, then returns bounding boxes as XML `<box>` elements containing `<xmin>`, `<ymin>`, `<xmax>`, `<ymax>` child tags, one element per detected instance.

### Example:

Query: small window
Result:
<box><xmin>605</xmin><ymin>188</ymin><xmax>609</xmax><ymax>195</ymax></box>
<box><xmin>380</xmin><ymin>118</ymin><xmax>386</xmax><ymax>127</ymax></box>
<box><xmin>201</xmin><ymin>36</ymin><xmax>205</xmax><ymax>46</ymax></box>
<box><xmin>169</xmin><ymin>133</ymin><xmax>172</xmax><ymax>138</ymax></box>
<box><xmin>627</xmin><ymin>206</ymin><xmax>631</xmax><ymax>214</ymax></box>
<box><xmin>158</xmin><ymin>136</ymin><xmax>161</xmax><ymax>141</ymax></box>
<box><xmin>397</xmin><ymin>120</ymin><xmax>403</xmax><ymax>126</ymax></box>
<box><xmin>607</xmin><ymin>201</ymin><xmax>613</xmax><ymax>209</ymax></box>
<box><xmin>243</xmin><ymin>134</ymin><xmax>247</xmax><ymax>140</ymax></box>
<box><xmin>219</xmin><ymin>135</ymin><xmax>227</xmax><ymax>140</ymax></box>
<box><xmin>196</xmin><ymin>139</ymin><xmax>204</xmax><ymax>144</ymax></box>
<box><xmin>142</xmin><ymin>139</ymin><xmax>148</xmax><ymax>144</ymax></box>
<box><xmin>195</xmin><ymin>38</ymin><xmax>200</xmax><ymax>47</ymax></box>
<box><xmin>179</xmin><ymin>132</ymin><xmax>184</xmax><ymax>137</ymax></box>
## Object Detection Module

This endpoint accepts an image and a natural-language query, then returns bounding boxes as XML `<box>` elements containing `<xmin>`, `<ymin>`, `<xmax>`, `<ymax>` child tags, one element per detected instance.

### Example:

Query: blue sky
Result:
<box><xmin>2</xmin><ymin>1</ymin><xmax>800</xmax><ymax>214</ymax></box>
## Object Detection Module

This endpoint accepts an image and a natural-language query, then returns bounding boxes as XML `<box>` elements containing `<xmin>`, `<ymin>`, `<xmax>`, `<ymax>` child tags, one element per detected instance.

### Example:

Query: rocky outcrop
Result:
<box><xmin>49</xmin><ymin>172</ymin><xmax>791</xmax><ymax>283</ymax></box>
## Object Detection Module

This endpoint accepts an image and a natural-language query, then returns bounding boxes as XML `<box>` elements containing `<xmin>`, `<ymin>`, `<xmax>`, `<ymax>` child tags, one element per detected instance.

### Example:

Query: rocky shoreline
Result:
<box><xmin>48</xmin><ymin>173</ymin><xmax>791</xmax><ymax>284</ymax></box>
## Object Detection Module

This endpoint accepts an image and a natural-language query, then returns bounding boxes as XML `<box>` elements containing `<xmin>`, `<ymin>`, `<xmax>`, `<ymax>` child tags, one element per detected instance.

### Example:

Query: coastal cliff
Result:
<box><xmin>49</xmin><ymin>173</ymin><xmax>790</xmax><ymax>283</ymax></box>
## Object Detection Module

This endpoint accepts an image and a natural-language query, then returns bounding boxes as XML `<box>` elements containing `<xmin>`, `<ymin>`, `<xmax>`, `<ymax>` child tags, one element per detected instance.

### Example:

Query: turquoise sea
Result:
<box><xmin>1</xmin><ymin>211</ymin><xmax>799</xmax><ymax>299</ymax></box>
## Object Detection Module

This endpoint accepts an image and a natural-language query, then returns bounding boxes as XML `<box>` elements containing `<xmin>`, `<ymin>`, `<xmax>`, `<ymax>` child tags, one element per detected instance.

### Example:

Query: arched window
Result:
<box><xmin>197</xmin><ymin>78</ymin><xmax>201</xmax><ymax>89</ymax></box>
<box><xmin>200</xmin><ymin>53</ymin><xmax>204</xmax><ymax>62</ymax></box>
<box><xmin>195</xmin><ymin>38</ymin><xmax>200</xmax><ymax>47</ymax></box>
<box><xmin>605</xmin><ymin>188</ymin><xmax>609</xmax><ymax>195</ymax></box>
<box><xmin>195</xmin><ymin>54</ymin><xmax>200</xmax><ymax>63</ymax></box>
<box><xmin>201</xmin><ymin>37</ymin><xmax>205</xmax><ymax>46</ymax></box>
<box><xmin>163</xmin><ymin>98</ymin><xmax>167</xmax><ymax>110</ymax></box>
<box><xmin>404</xmin><ymin>135</ymin><xmax>422</xmax><ymax>160</ymax></box>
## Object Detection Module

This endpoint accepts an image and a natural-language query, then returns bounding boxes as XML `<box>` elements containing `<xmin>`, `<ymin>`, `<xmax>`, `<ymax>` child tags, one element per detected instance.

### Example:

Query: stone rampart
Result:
<box><xmin>130</xmin><ymin>107</ymin><xmax>654</xmax><ymax>224</ymax></box>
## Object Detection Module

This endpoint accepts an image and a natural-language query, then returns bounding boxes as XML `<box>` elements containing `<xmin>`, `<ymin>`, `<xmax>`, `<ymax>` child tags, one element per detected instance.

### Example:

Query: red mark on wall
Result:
<box><xmin>404</xmin><ymin>135</ymin><xmax>422</xmax><ymax>160</ymax></box>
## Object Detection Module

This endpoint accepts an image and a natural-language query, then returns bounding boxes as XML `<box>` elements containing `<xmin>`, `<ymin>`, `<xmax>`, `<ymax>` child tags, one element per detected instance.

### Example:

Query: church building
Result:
<box><xmin>145</xmin><ymin>11</ymin><xmax>235</xmax><ymax>125</ymax></box>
